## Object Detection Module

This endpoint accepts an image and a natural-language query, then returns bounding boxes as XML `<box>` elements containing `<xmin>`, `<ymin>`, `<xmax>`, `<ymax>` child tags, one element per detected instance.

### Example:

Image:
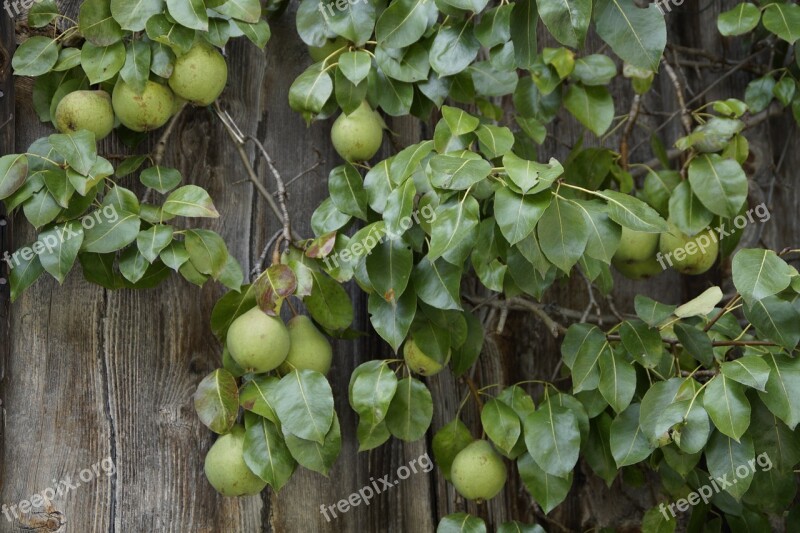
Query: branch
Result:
<box><xmin>662</xmin><ymin>58</ymin><xmax>693</xmax><ymax>134</ymax></box>
<box><xmin>213</xmin><ymin>102</ymin><xmax>300</xmax><ymax>242</ymax></box>
<box><xmin>142</xmin><ymin>106</ymin><xmax>185</xmax><ymax>203</ymax></box>
<box><xmin>620</xmin><ymin>94</ymin><xmax>641</xmax><ymax>169</ymax></box>
<box><xmin>247</xmin><ymin>135</ymin><xmax>292</xmax><ymax>243</ymax></box>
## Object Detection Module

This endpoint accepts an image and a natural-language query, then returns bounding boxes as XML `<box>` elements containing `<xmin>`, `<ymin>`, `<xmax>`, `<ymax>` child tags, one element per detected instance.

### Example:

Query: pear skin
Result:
<box><xmin>450</xmin><ymin>440</ymin><xmax>507</xmax><ymax>501</ymax></box>
<box><xmin>278</xmin><ymin>315</ymin><xmax>333</xmax><ymax>375</ymax></box>
<box><xmin>404</xmin><ymin>339</ymin><xmax>450</xmax><ymax>376</ymax></box>
<box><xmin>54</xmin><ymin>90</ymin><xmax>115</xmax><ymax>140</ymax></box>
<box><xmin>226</xmin><ymin>307</ymin><xmax>291</xmax><ymax>373</ymax></box>
<box><xmin>331</xmin><ymin>101</ymin><xmax>383</xmax><ymax>162</ymax></box>
<box><xmin>169</xmin><ymin>43</ymin><xmax>228</xmax><ymax>106</ymax></box>
<box><xmin>613</xmin><ymin>227</ymin><xmax>660</xmax><ymax>263</ymax></box>
<box><xmin>112</xmin><ymin>80</ymin><xmax>174</xmax><ymax>132</ymax></box>
<box><xmin>659</xmin><ymin>223</ymin><xmax>718</xmax><ymax>275</ymax></box>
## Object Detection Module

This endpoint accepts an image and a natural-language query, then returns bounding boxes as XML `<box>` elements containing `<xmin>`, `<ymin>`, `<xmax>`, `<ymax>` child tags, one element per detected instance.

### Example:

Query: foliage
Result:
<box><xmin>6</xmin><ymin>0</ymin><xmax>800</xmax><ymax>530</ymax></box>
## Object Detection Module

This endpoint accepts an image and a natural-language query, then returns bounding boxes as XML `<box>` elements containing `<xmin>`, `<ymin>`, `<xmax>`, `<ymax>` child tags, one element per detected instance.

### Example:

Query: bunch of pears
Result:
<box><xmin>203</xmin><ymin>307</ymin><xmax>333</xmax><ymax>496</ymax></box>
<box><xmin>53</xmin><ymin>42</ymin><xmax>228</xmax><ymax>140</ymax></box>
<box><xmin>612</xmin><ymin>223</ymin><xmax>718</xmax><ymax>280</ymax></box>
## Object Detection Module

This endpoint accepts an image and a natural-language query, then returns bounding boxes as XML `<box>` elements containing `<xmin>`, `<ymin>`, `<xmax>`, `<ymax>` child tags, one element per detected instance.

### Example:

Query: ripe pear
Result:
<box><xmin>613</xmin><ymin>227</ymin><xmax>660</xmax><ymax>263</ymax></box>
<box><xmin>612</xmin><ymin>255</ymin><xmax>664</xmax><ymax>280</ymax></box>
<box><xmin>54</xmin><ymin>90</ymin><xmax>115</xmax><ymax>140</ymax></box>
<box><xmin>404</xmin><ymin>339</ymin><xmax>450</xmax><ymax>376</ymax></box>
<box><xmin>308</xmin><ymin>36</ymin><xmax>348</xmax><ymax>63</ymax></box>
<box><xmin>112</xmin><ymin>80</ymin><xmax>174</xmax><ymax>132</ymax></box>
<box><xmin>450</xmin><ymin>440</ymin><xmax>507</xmax><ymax>501</ymax></box>
<box><xmin>204</xmin><ymin>425</ymin><xmax>267</xmax><ymax>496</ymax></box>
<box><xmin>659</xmin><ymin>223</ymin><xmax>718</xmax><ymax>275</ymax></box>
<box><xmin>330</xmin><ymin>101</ymin><xmax>383</xmax><ymax>162</ymax></box>
<box><xmin>226</xmin><ymin>307</ymin><xmax>291</xmax><ymax>373</ymax></box>
<box><xmin>278</xmin><ymin>315</ymin><xmax>333</xmax><ymax>375</ymax></box>
<box><xmin>169</xmin><ymin>42</ymin><xmax>228</xmax><ymax>106</ymax></box>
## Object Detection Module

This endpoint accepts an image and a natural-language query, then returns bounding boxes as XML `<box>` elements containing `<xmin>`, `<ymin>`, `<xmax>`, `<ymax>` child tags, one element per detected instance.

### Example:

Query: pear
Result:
<box><xmin>226</xmin><ymin>307</ymin><xmax>291</xmax><ymax>373</ymax></box>
<box><xmin>330</xmin><ymin>101</ymin><xmax>383</xmax><ymax>162</ymax></box>
<box><xmin>404</xmin><ymin>339</ymin><xmax>450</xmax><ymax>376</ymax></box>
<box><xmin>278</xmin><ymin>315</ymin><xmax>333</xmax><ymax>375</ymax></box>
<box><xmin>308</xmin><ymin>37</ymin><xmax>348</xmax><ymax>63</ymax></box>
<box><xmin>658</xmin><ymin>223</ymin><xmax>718</xmax><ymax>275</ymax></box>
<box><xmin>613</xmin><ymin>227</ymin><xmax>660</xmax><ymax>263</ymax></box>
<box><xmin>169</xmin><ymin>42</ymin><xmax>228</xmax><ymax>106</ymax></box>
<box><xmin>54</xmin><ymin>90</ymin><xmax>115</xmax><ymax>140</ymax></box>
<box><xmin>450</xmin><ymin>440</ymin><xmax>507</xmax><ymax>501</ymax></box>
<box><xmin>204</xmin><ymin>425</ymin><xmax>267</xmax><ymax>496</ymax></box>
<box><xmin>222</xmin><ymin>346</ymin><xmax>246</xmax><ymax>378</ymax></box>
<box><xmin>612</xmin><ymin>255</ymin><xmax>664</xmax><ymax>280</ymax></box>
<box><xmin>112</xmin><ymin>80</ymin><xmax>174</xmax><ymax>132</ymax></box>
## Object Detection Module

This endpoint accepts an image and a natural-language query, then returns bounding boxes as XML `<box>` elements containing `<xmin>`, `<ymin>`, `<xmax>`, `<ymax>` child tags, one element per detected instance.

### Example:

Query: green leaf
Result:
<box><xmin>620</xmin><ymin>319</ymin><xmax>663</xmax><ymax>368</ymax></box>
<box><xmin>328</xmin><ymin>164</ymin><xmax>367</xmax><ymax>220</ymax></box>
<box><xmin>79</xmin><ymin>0</ymin><xmax>125</xmax><ymax>46</ymax></box>
<box><xmin>687</xmin><ymin>154</ymin><xmax>747</xmax><ymax>219</ymax></box>
<box><xmin>494</xmin><ymin>188</ymin><xmax>550</xmax><ymax>245</ymax></box>
<box><xmin>510</xmin><ymin>0</ymin><xmax>538</xmax><ymax>69</ymax></box>
<box><xmin>475</xmin><ymin>125</ymin><xmax>515</xmax><ymax>159</ymax></box>
<box><xmin>283</xmin><ymin>412</ymin><xmax>341</xmax><ymax>476</ymax></box>
<box><xmin>119</xmin><ymin>40</ymin><xmax>151</xmax><ymax>94</ymax></box>
<box><xmin>537</xmin><ymin>195</ymin><xmax>589</xmax><ymax>273</ymax></box>
<box><xmin>720</xmin><ymin>356</ymin><xmax>770</xmax><ymax>392</ymax></box>
<box><xmin>0</xmin><ymin>154</ymin><xmax>29</xmax><ymax>200</ymax></box>
<box><xmin>762</xmin><ymin>3</ymin><xmax>800</xmax><ymax>44</ymax></box>
<box><xmin>9</xmin><ymin>248</ymin><xmax>45</xmax><ymax>302</ymax></box>
<box><xmin>37</xmin><ymin>222</ymin><xmax>84</xmax><ymax>284</ymax></box>
<box><xmin>166</xmin><ymin>0</ymin><xmax>208</xmax><ymax>31</ymax></box>
<box><xmin>243</xmin><ymin>416</ymin><xmax>296</xmax><ymax>491</ymax></box>
<box><xmin>759</xmin><ymin>353</ymin><xmax>800</xmax><ymax>430</ymax></box>
<box><xmin>368</xmin><ymin>286</ymin><xmax>416</xmax><ymax>351</ymax></box>
<box><xmin>703</xmin><ymin>375</ymin><xmax>751</xmax><ymax>441</ymax></box>
<box><xmin>366</xmin><ymin>237</ymin><xmax>413</xmax><ymax>299</ymax></box>
<box><xmin>523</xmin><ymin>403</ymin><xmax>580</xmax><ymax>477</ymax></box>
<box><xmin>184</xmin><ymin>229</ymin><xmax>228</xmax><ymax>279</ymax></box>
<box><xmin>428</xmin><ymin>194</ymin><xmax>480</xmax><ymax>261</ymax></box>
<box><xmin>163</xmin><ymin>185</ymin><xmax>220</xmax><ymax>218</ymax></box>
<box><xmin>160</xmin><ymin>241</ymin><xmax>190</xmax><ymax>272</ymax></box>
<box><xmin>503</xmin><ymin>153</ymin><xmax>563</xmax><ymax>194</ymax></box>
<box><xmin>385</xmin><ymin>377</ymin><xmax>433</xmax><ymax>441</ymax></box>
<box><xmin>610</xmin><ymin>403</ymin><xmax>655</xmax><ymax>467</ymax></box>
<box><xmin>349</xmin><ymin>360</ymin><xmax>398</xmax><ymax>425</ymax></box>
<box><xmin>571</xmin><ymin>54</ymin><xmax>617</xmax><ymax>86</ymax></box>
<box><xmin>599</xmin><ymin>348</ymin><xmax>636</xmax><ymax>414</ymax></box>
<box><xmin>674</xmin><ymin>286</ymin><xmax>723</xmax><ymax>318</ymax></box>
<box><xmin>412</xmin><ymin>257</ymin><xmax>462</xmax><ymax>310</ymax></box>
<box><xmin>136</xmin><ymin>225</ymin><xmax>174</xmax><ymax>263</ymax></box>
<box><xmin>240</xmin><ymin>376</ymin><xmax>280</xmax><ymax>422</ymax></box>
<box><xmin>451</xmin><ymin>311</ymin><xmax>485</xmax><ymax>375</ymax></box>
<box><xmin>482</xmin><ymin>399</ymin><xmax>521</xmax><ymax>455</ymax></box>
<box><xmin>430</xmin><ymin>19</ymin><xmax>481</xmax><ymax>77</ymax></box>
<box><xmin>674</xmin><ymin>323</ymin><xmax>714</xmax><ymax>367</ymax></box>
<box><xmin>339</xmin><ymin>51</ymin><xmax>372</xmax><ymax>85</ymax></box>
<box><xmin>215</xmin><ymin>0</ymin><xmax>261</xmax><ymax>23</ymax></box>
<box><xmin>273</xmin><ymin>369</ymin><xmax>334</xmax><ymax>444</ymax></box>
<box><xmin>517</xmin><ymin>452</ymin><xmax>572</xmax><ymax>514</ymax></box>
<box><xmin>705</xmin><ymin>431</ymin><xmax>754</xmax><ymax>500</ymax></box>
<box><xmin>111</xmin><ymin>0</ymin><xmax>164</xmax><ymax>31</ymax></box>
<box><xmin>375</xmin><ymin>0</ymin><xmax>433</xmax><ymax>49</ymax></box>
<box><xmin>594</xmin><ymin>0</ymin><xmax>666</xmax><ymax>72</ymax></box>
<box><xmin>49</xmin><ymin>130</ymin><xmax>97</xmax><ymax>176</ymax></box>
<box><xmin>437</xmin><ymin>513</ymin><xmax>487</xmax><ymax>533</ymax></box>
<box><xmin>717</xmin><ymin>3</ymin><xmax>761</xmax><ymax>36</ymax></box>
<box><xmin>475</xmin><ymin>5</ymin><xmax>512</xmax><ymax>48</ymax></box>
<box><xmin>146</xmin><ymin>14</ymin><xmax>195</xmax><ymax>53</ymax></box>
<box><xmin>538</xmin><ymin>0</ymin><xmax>591</xmax><ymax>48</ymax></box>
<box><xmin>328</xmin><ymin>0</ymin><xmax>376</xmax><ymax>46</ymax></box>
<box><xmin>564</xmin><ymin>83</ymin><xmax>614</xmax><ymax>136</ymax></box>
<box><xmin>572</xmin><ymin>199</ymin><xmax>621</xmax><ymax>264</ymax></box>
<box><xmin>81</xmin><ymin>210</ymin><xmax>140</xmax><ymax>253</ymax></box>
<box><xmin>600</xmin><ymin>189</ymin><xmax>668</xmax><ymax>233</ymax></box>
<box><xmin>584</xmin><ymin>414</ymin><xmax>617</xmax><ymax>486</ymax></box>
<box><xmin>743</xmin><ymin>295</ymin><xmax>800</xmax><ymax>350</ymax></box>
<box><xmin>12</xmin><ymin>36</ymin><xmax>59</xmax><ymax>77</ymax></box>
<box><xmin>732</xmin><ymin>248</ymin><xmax>795</xmax><ymax>305</ymax></box>
<box><xmin>82</xmin><ymin>41</ymin><xmax>126</xmax><ymax>84</ymax></box>
<box><xmin>28</xmin><ymin>0</ymin><xmax>60</xmax><ymax>28</ymax></box>
<box><xmin>432</xmin><ymin>419</ymin><xmax>474</xmax><ymax>481</ymax></box>
<box><xmin>140</xmin><ymin>166</ymin><xmax>182</xmax><ymax>194</ymax></box>
<box><xmin>356</xmin><ymin>418</ymin><xmax>391</xmax><ymax>451</ymax></box>
<box><xmin>193</xmin><ymin>369</ymin><xmax>238</xmax><ymax>434</ymax></box>
<box><xmin>288</xmin><ymin>63</ymin><xmax>333</xmax><ymax>119</ymax></box>
<box><xmin>306</xmin><ymin>270</ymin><xmax>354</xmax><ymax>330</ymax></box>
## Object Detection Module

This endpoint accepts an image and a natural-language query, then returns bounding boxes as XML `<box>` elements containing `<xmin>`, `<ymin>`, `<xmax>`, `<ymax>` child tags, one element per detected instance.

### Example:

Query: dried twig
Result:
<box><xmin>662</xmin><ymin>59</ymin><xmax>693</xmax><ymax>134</ymax></box>
<box><xmin>251</xmin><ymin>229</ymin><xmax>283</xmax><ymax>278</ymax></box>
<box><xmin>142</xmin><ymin>107</ymin><xmax>185</xmax><ymax>204</ymax></box>
<box><xmin>620</xmin><ymin>94</ymin><xmax>641</xmax><ymax>170</ymax></box>
<box><xmin>247</xmin><ymin>135</ymin><xmax>292</xmax><ymax>243</ymax></box>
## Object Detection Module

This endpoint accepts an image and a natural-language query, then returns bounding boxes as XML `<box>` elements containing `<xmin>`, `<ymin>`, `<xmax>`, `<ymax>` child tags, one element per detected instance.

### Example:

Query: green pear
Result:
<box><xmin>404</xmin><ymin>339</ymin><xmax>450</xmax><ymax>376</ymax></box>
<box><xmin>54</xmin><ymin>90</ymin><xmax>115</xmax><ymax>140</ymax></box>
<box><xmin>330</xmin><ymin>101</ymin><xmax>383</xmax><ymax>162</ymax></box>
<box><xmin>450</xmin><ymin>440</ymin><xmax>507</xmax><ymax>501</ymax></box>
<box><xmin>308</xmin><ymin>37</ymin><xmax>348</xmax><ymax>63</ymax></box>
<box><xmin>169</xmin><ymin>43</ymin><xmax>228</xmax><ymax>106</ymax></box>
<box><xmin>204</xmin><ymin>425</ymin><xmax>267</xmax><ymax>496</ymax></box>
<box><xmin>278</xmin><ymin>315</ymin><xmax>333</xmax><ymax>375</ymax></box>
<box><xmin>112</xmin><ymin>80</ymin><xmax>174</xmax><ymax>132</ymax></box>
<box><xmin>612</xmin><ymin>255</ymin><xmax>664</xmax><ymax>280</ymax></box>
<box><xmin>226</xmin><ymin>307</ymin><xmax>291</xmax><ymax>373</ymax></box>
<box><xmin>613</xmin><ymin>227</ymin><xmax>660</xmax><ymax>263</ymax></box>
<box><xmin>658</xmin><ymin>223</ymin><xmax>718</xmax><ymax>275</ymax></box>
<box><xmin>222</xmin><ymin>346</ymin><xmax>246</xmax><ymax>378</ymax></box>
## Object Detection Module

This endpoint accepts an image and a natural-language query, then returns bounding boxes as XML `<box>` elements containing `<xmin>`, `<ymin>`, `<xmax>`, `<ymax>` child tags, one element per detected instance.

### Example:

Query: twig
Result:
<box><xmin>213</xmin><ymin>102</ymin><xmax>300</xmax><ymax>241</ymax></box>
<box><xmin>283</xmin><ymin>151</ymin><xmax>323</xmax><ymax>189</ymax></box>
<box><xmin>606</xmin><ymin>333</ymin><xmax>777</xmax><ymax>347</ymax></box>
<box><xmin>251</xmin><ymin>229</ymin><xmax>283</xmax><ymax>278</ymax></box>
<box><xmin>0</xmin><ymin>114</ymin><xmax>13</xmax><ymax>131</ymax></box>
<box><xmin>464</xmin><ymin>376</ymin><xmax>484</xmax><ymax>412</ymax></box>
<box><xmin>578</xmin><ymin>270</ymin><xmax>601</xmax><ymax>323</ymax></box>
<box><xmin>662</xmin><ymin>59</ymin><xmax>693</xmax><ymax>134</ymax></box>
<box><xmin>141</xmin><ymin>106</ymin><xmax>185</xmax><ymax>203</ymax></box>
<box><xmin>247</xmin><ymin>135</ymin><xmax>292</xmax><ymax>243</ymax></box>
<box><xmin>620</xmin><ymin>95</ymin><xmax>641</xmax><ymax>170</ymax></box>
